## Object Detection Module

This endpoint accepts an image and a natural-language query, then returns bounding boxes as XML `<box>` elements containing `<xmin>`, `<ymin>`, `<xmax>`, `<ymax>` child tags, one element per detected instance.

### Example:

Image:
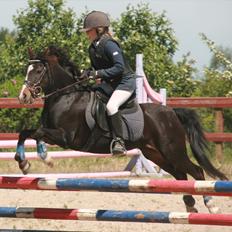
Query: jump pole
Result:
<box><xmin>0</xmin><ymin>230</ymin><xmax>64</xmax><ymax>232</ymax></box>
<box><xmin>0</xmin><ymin>171</ymin><xmax>163</xmax><ymax>179</ymax></box>
<box><xmin>0</xmin><ymin>206</ymin><xmax>231</xmax><ymax>226</ymax></box>
<box><xmin>0</xmin><ymin>149</ymin><xmax>141</xmax><ymax>160</ymax></box>
<box><xmin>0</xmin><ymin>171</ymin><xmax>133</xmax><ymax>179</ymax></box>
<box><xmin>0</xmin><ymin>148</ymin><xmax>163</xmax><ymax>177</ymax></box>
<box><xmin>0</xmin><ymin>177</ymin><xmax>231</xmax><ymax>196</ymax></box>
<box><xmin>0</xmin><ymin>139</ymin><xmax>36</xmax><ymax>148</ymax></box>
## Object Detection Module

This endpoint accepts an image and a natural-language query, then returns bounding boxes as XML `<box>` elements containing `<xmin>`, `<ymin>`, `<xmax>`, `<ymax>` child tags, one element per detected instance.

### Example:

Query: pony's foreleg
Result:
<box><xmin>36</xmin><ymin>140</ymin><xmax>53</xmax><ymax>167</ymax></box>
<box><xmin>33</xmin><ymin>127</ymin><xmax>68</xmax><ymax>167</ymax></box>
<box><xmin>15</xmin><ymin>129</ymin><xmax>36</xmax><ymax>174</ymax></box>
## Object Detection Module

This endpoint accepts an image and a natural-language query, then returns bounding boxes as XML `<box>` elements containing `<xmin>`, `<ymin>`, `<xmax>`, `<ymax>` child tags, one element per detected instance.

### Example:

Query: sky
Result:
<box><xmin>0</xmin><ymin>0</ymin><xmax>232</xmax><ymax>72</ymax></box>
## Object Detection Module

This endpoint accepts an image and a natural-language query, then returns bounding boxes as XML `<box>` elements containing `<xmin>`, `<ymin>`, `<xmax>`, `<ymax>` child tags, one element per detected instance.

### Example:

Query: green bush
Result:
<box><xmin>0</xmin><ymin>108</ymin><xmax>41</xmax><ymax>132</ymax></box>
<box><xmin>113</xmin><ymin>4</ymin><xmax>197</xmax><ymax>96</ymax></box>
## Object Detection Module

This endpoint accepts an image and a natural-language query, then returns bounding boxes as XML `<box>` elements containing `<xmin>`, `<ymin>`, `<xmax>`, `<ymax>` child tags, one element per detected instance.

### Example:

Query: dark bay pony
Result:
<box><xmin>18</xmin><ymin>46</ymin><xmax>227</xmax><ymax>213</ymax></box>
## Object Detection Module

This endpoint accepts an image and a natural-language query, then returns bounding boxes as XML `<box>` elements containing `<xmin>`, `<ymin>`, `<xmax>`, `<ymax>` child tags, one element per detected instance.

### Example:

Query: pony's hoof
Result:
<box><xmin>205</xmin><ymin>197</ymin><xmax>221</xmax><ymax>214</ymax></box>
<box><xmin>186</xmin><ymin>206</ymin><xmax>198</xmax><ymax>213</ymax></box>
<box><xmin>19</xmin><ymin>160</ymin><xmax>31</xmax><ymax>175</ymax></box>
<box><xmin>209</xmin><ymin>206</ymin><xmax>221</xmax><ymax>214</ymax></box>
<box><xmin>43</xmin><ymin>155</ymin><xmax>54</xmax><ymax>168</ymax></box>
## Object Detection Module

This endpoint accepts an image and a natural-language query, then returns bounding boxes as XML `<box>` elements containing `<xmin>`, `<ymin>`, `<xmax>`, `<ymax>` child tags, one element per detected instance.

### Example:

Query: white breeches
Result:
<box><xmin>106</xmin><ymin>90</ymin><xmax>134</xmax><ymax>116</ymax></box>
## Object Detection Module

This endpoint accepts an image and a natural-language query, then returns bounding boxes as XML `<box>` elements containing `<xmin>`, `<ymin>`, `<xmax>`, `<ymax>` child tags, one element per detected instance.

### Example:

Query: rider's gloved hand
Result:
<box><xmin>88</xmin><ymin>70</ymin><xmax>98</xmax><ymax>79</ymax></box>
<box><xmin>80</xmin><ymin>69</ymin><xmax>97</xmax><ymax>80</ymax></box>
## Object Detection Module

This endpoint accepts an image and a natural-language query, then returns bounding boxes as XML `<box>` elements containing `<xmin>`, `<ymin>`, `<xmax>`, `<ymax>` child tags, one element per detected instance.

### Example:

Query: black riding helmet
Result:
<box><xmin>81</xmin><ymin>11</ymin><xmax>110</xmax><ymax>32</ymax></box>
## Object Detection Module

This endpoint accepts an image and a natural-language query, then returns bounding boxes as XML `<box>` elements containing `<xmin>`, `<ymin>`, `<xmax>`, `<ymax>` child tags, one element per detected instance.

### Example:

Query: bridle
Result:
<box><xmin>25</xmin><ymin>59</ymin><xmax>92</xmax><ymax>100</ymax></box>
<box><xmin>24</xmin><ymin>59</ymin><xmax>52</xmax><ymax>98</ymax></box>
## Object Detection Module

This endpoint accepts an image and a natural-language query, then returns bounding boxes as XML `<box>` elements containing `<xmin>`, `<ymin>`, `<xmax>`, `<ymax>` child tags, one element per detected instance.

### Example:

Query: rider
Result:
<box><xmin>81</xmin><ymin>11</ymin><xmax>136</xmax><ymax>155</ymax></box>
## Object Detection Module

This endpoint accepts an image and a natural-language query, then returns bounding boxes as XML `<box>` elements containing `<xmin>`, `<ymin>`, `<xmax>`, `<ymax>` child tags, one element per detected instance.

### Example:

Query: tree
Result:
<box><xmin>13</xmin><ymin>0</ymin><xmax>89</xmax><ymax>65</ymax></box>
<box><xmin>210</xmin><ymin>46</ymin><xmax>232</xmax><ymax>71</ymax></box>
<box><xmin>112</xmin><ymin>3</ymin><xmax>197</xmax><ymax>97</ymax></box>
<box><xmin>194</xmin><ymin>34</ymin><xmax>232</xmax><ymax>133</ymax></box>
<box><xmin>0</xmin><ymin>27</ymin><xmax>16</xmax><ymax>43</ymax></box>
<box><xmin>196</xmin><ymin>33</ymin><xmax>232</xmax><ymax>97</ymax></box>
<box><xmin>0</xmin><ymin>0</ymin><xmax>89</xmax><ymax>85</ymax></box>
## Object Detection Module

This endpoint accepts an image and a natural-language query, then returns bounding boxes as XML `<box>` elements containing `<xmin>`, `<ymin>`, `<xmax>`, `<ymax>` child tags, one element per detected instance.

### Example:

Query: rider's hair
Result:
<box><xmin>96</xmin><ymin>27</ymin><xmax>111</xmax><ymax>38</ymax></box>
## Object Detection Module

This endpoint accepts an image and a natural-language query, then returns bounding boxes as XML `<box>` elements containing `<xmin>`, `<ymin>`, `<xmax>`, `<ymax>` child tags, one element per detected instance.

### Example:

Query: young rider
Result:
<box><xmin>81</xmin><ymin>11</ymin><xmax>136</xmax><ymax>155</ymax></box>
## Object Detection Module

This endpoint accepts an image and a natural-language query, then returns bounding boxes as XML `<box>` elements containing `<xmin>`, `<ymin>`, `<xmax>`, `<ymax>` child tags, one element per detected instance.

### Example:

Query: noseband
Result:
<box><xmin>25</xmin><ymin>59</ymin><xmax>52</xmax><ymax>98</ymax></box>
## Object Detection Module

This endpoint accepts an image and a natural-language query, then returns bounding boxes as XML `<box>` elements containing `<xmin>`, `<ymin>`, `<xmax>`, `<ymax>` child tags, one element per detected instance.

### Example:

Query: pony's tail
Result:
<box><xmin>174</xmin><ymin>108</ymin><xmax>228</xmax><ymax>180</ymax></box>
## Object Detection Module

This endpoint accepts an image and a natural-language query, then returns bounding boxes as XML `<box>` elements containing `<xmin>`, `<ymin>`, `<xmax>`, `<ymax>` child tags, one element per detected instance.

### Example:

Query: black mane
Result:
<box><xmin>41</xmin><ymin>45</ymin><xmax>81</xmax><ymax>78</ymax></box>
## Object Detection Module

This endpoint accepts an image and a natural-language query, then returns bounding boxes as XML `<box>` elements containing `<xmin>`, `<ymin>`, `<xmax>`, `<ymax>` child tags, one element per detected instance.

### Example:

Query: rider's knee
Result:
<box><xmin>106</xmin><ymin>102</ymin><xmax>118</xmax><ymax>115</ymax></box>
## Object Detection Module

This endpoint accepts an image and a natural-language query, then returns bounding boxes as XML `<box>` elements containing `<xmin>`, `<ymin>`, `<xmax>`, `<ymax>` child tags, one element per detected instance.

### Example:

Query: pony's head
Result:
<box><xmin>18</xmin><ymin>48</ymin><xmax>52</xmax><ymax>104</ymax></box>
<box><xmin>18</xmin><ymin>46</ymin><xmax>80</xmax><ymax>104</ymax></box>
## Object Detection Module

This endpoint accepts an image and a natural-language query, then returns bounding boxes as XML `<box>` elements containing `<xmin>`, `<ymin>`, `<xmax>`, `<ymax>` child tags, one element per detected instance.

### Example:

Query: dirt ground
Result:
<box><xmin>0</xmin><ymin>187</ymin><xmax>231</xmax><ymax>231</ymax></box>
<box><xmin>0</xmin><ymin>156</ymin><xmax>231</xmax><ymax>231</ymax></box>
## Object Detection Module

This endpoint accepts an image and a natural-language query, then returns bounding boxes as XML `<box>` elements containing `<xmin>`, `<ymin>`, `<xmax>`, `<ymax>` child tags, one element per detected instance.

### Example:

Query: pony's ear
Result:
<box><xmin>44</xmin><ymin>47</ymin><xmax>59</xmax><ymax>65</ymax></box>
<box><xmin>28</xmin><ymin>47</ymin><xmax>35</xmax><ymax>59</ymax></box>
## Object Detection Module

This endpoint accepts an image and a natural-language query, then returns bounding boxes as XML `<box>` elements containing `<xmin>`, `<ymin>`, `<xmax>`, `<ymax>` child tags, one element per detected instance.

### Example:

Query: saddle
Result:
<box><xmin>85</xmin><ymin>91</ymin><xmax>144</xmax><ymax>144</ymax></box>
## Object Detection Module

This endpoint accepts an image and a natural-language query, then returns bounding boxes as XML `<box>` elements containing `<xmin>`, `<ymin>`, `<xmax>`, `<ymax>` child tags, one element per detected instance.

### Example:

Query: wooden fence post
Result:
<box><xmin>215</xmin><ymin>109</ymin><xmax>224</xmax><ymax>161</ymax></box>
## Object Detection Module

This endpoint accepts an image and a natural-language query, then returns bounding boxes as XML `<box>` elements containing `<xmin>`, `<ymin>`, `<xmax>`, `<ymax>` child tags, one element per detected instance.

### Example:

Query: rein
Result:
<box><xmin>42</xmin><ymin>75</ymin><xmax>91</xmax><ymax>99</ymax></box>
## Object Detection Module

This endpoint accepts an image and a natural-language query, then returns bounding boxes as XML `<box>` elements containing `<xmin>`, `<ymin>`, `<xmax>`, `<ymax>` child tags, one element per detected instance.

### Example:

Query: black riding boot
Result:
<box><xmin>109</xmin><ymin>111</ymin><xmax>126</xmax><ymax>155</ymax></box>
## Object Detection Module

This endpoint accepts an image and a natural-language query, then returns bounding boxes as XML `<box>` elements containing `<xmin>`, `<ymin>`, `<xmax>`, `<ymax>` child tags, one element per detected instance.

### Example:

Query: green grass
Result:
<box><xmin>0</xmin><ymin>153</ymin><xmax>131</xmax><ymax>174</ymax></box>
<box><xmin>0</xmin><ymin>146</ymin><xmax>131</xmax><ymax>174</ymax></box>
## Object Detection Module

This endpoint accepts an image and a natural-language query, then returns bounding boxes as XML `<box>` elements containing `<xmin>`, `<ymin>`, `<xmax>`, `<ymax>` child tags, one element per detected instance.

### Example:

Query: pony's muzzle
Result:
<box><xmin>18</xmin><ymin>85</ymin><xmax>34</xmax><ymax>104</ymax></box>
